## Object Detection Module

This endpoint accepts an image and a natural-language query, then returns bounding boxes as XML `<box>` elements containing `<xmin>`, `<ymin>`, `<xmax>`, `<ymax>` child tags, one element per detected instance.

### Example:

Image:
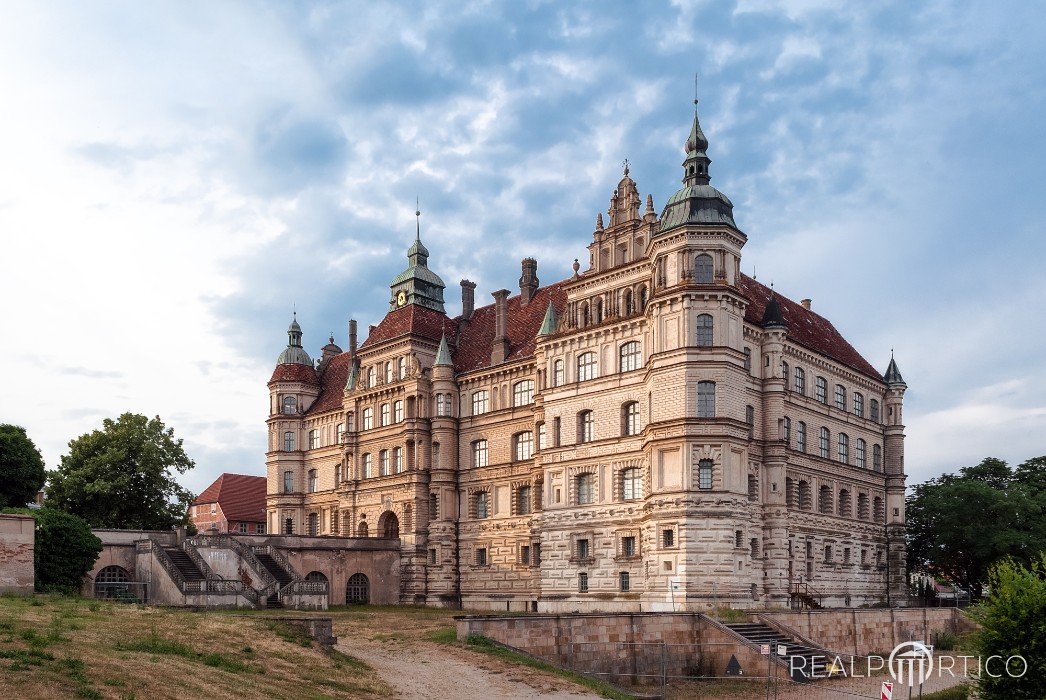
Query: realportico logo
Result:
<box><xmin>788</xmin><ymin>641</ymin><xmax>1028</xmax><ymax>685</ymax></box>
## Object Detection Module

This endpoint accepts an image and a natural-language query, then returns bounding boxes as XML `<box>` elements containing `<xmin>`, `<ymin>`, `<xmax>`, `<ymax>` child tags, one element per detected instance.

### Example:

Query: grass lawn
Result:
<box><xmin>0</xmin><ymin>594</ymin><xmax>390</xmax><ymax>699</ymax></box>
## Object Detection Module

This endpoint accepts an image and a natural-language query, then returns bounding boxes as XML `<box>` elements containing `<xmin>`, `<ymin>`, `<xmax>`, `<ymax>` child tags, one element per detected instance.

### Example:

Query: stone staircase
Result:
<box><xmin>162</xmin><ymin>546</ymin><xmax>206</xmax><ymax>583</ymax></box>
<box><xmin>254</xmin><ymin>551</ymin><xmax>294</xmax><ymax>608</ymax></box>
<box><xmin>725</xmin><ymin>622</ymin><xmax>829</xmax><ymax>680</ymax></box>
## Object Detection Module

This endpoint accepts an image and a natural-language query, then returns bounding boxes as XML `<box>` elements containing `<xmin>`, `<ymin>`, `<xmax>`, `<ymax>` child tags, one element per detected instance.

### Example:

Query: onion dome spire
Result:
<box><xmin>276</xmin><ymin>311</ymin><xmax>314</xmax><ymax>366</ymax></box>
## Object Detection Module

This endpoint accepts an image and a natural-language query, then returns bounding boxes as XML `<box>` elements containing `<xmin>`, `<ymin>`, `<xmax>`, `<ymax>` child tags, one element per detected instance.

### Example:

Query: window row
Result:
<box><xmin>788</xmin><ymin>365</ymin><xmax>880</xmax><ymax>421</ymax></box>
<box><xmin>772</xmin><ymin>418</ymin><xmax>882</xmax><ymax>471</ymax></box>
<box><xmin>573</xmin><ymin>285</ymin><xmax>649</xmax><ymax>329</ymax></box>
<box><xmin>549</xmin><ymin>341</ymin><xmax>642</xmax><ymax>387</ymax></box>
<box><xmin>785</xmin><ymin>478</ymin><xmax>886</xmax><ymax>522</ymax></box>
<box><xmin>363</xmin><ymin>356</ymin><xmax>412</xmax><ymax>388</ymax></box>
<box><xmin>358</xmin><ymin>448</ymin><xmax>407</xmax><ymax>477</ymax></box>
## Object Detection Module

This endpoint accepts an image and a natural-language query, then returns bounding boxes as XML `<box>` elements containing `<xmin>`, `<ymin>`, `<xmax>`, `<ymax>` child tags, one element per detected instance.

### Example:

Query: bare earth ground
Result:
<box><xmin>332</xmin><ymin>606</ymin><xmax>601</xmax><ymax>700</ymax></box>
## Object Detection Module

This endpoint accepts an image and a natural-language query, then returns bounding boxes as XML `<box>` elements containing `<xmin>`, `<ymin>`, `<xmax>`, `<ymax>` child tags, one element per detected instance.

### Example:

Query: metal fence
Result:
<box><xmin>93</xmin><ymin>581</ymin><xmax>148</xmax><ymax>604</ymax></box>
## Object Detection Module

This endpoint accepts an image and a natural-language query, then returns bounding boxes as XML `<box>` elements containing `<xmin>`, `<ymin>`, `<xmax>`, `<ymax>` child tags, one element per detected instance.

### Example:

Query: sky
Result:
<box><xmin>1</xmin><ymin>0</ymin><xmax>1044</xmax><ymax>496</ymax></box>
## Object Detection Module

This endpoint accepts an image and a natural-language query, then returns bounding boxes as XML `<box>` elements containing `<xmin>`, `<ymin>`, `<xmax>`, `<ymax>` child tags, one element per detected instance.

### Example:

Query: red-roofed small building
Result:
<box><xmin>263</xmin><ymin>103</ymin><xmax>910</xmax><ymax>611</ymax></box>
<box><xmin>190</xmin><ymin>473</ymin><xmax>267</xmax><ymax>535</ymax></box>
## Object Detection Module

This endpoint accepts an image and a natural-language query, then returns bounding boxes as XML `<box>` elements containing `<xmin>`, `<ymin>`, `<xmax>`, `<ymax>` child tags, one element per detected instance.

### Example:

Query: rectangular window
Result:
<box><xmin>621</xmin><ymin>536</ymin><xmax>636</xmax><ymax>558</ymax></box>
<box><xmin>307</xmin><ymin>469</ymin><xmax>317</xmax><ymax>493</ymax></box>
<box><xmin>816</xmin><ymin>377</ymin><xmax>827</xmax><ymax>404</ymax></box>
<box><xmin>537</xmin><ymin>422</ymin><xmax>547</xmax><ymax>450</ymax></box>
<box><xmin>308</xmin><ymin>429</ymin><xmax>320</xmax><ymax>449</ymax></box>
<box><xmin>619</xmin><ymin>572</ymin><xmax>630</xmax><ymax>592</ymax></box>
<box><xmin>474</xmin><ymin>491</ymin><xmax>489</xmax><ymax>519</ymax></box>
<box><xmin>394</xmin><ymin>400</ymin><xmax>404</xmax><ymax>423</ymax></box>
<box><xmin>283</xmin><ymin>471</ymin><xmax>293</xmax><ymax>493</ymax></box>
<box><xmin>853</xmin><ymin>393</ymin><xmax>864</xmax><ymax>417</ymax></box>
<box><xmin>476</xmin><ymin>547</ymin><xmax>487</xmax><ymax>566</ymax></box>
<box><xmin>795</xmin><ymin>367</ymin><xmax>805</xmax><ymax>394</ymax></box>
<box><xmin>472</xmin><ymin>440</ymin><xmax>488</xmax><ymax>467</ymax></box>
<box><xmin>552</xmin><ymin>418</ymin><xmax>561</xmax><ymax>447</ymax></box>
<box><xmin>698</xmin><ymin>459</ymin><xmax>713</xmax><ymax>489</ymax></box>
<box><xmin>472</xmin><ymin>390</ymin><xmax>489</xmax><ymax>415</ymax></box>
<box><xmin>578</xmin><ymin>411</ymin><xmax>594</xmax><ymax>443</ymax></box>
<box><xmin>429</xmin><ymin>548</ymin><xmax>437</xmax><ymax>564</ymax></box>
<box><xmin>520</xmin><ymin>544</ymin><xmax>531</xmax><ymax>565</ymax></box>
<box><xmin>380</xmin><ymin>403</ymin><xmax>390</xmax><ymax>426</ymax></box>
<box><xmin>362</xmin><ymin>408</ymin><xmax>373</xmax><ymax>430</ymax></box>
<box><xmin>577</xmin><ymin>473</ymin><xmax>595</xmax><ymax>504</ymax></box>
<box><xmin>797</xmin><ymin>422</ymin><xmax>807</xmax><ymax>452</ymax></box>
<box><xmin>515</xmin><ymin>432</ymin><xmax>534</xmax><ymax>461</ymax></box>
<box><xmin>517</xmin><ymin>485</ymin><xmax>532</xmax><ymax>515</ymax></box>
<box><xmin>257</xmin><ymin>522</ymin><xmax>265</xmax><ymax>534</ymax></box>
<box><xmin>361</xmin><ymin>454</ymin><xmax>371</xmax><ymax>478</ymax></box>
<box><xmin>237</xmin><ymin>522</ymin><xmax>247</xmax><ymax>534</ymax></box>
<box><xmin>553</xmin><ymin>360</ymin><xmax>564</xmax><ymax>387</ymax></box>
<box><xmin>835</xmin><ymin>385</ymin><xmax>847</xmax><ymax>410</ymax></box>
<box><xmin>576</xmin><ymin>538</ymin><xmax>590</xmax><ymax>559</ymax></box>
<box><xmin>743</xmin><ymin>347</ymin><xmax>751</xmax><ymax>372</ymax></box>
<box><xmin>578</xmin><ymin>572</ymin><xmax>588</xmax><ymax>592</ymax></box>
<box><xmin>662</xmin><ymin>529</ymin><xmax>675</xmax><ymax>548</ymax></box>
<box><xmin>820</xmin><ymin>428</ymin><xmax>830</xmax><ymax>459</ymax></box>
<box><xmin>697</xmin><ymin>381</ymin><xmax>715</xmax><ymax>418</ymax></box>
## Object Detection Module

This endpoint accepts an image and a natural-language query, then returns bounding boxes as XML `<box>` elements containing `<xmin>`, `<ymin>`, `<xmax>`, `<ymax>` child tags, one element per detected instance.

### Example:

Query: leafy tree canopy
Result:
<box><xmin>968</xmin><ymin>554</ymin><xmax>1046</xmax><ymax>699</ymax></box>
<box><xmin>0</xmin><ymin>424</ymin><xmax>46</xmax><ymax>508</ymax></box>
<box><xmin>2</xmin><ymin>507</ymin><xmax>103</xmax><ymax>593</ymax></box>
<box><xmin>47</xmin><ymin>413</ymin><xmax>195</xmax><ymax>530</ymax></box>
<box><xmin>906</xmin><ymin>456</ymin><xmax>1046</xmax><ymax>598</ymax></box>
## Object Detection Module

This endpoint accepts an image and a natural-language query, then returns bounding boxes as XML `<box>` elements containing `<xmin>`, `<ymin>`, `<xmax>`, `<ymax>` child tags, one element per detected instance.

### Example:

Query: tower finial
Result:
<box><xmin>622</xmin><ymin>158</ymin><xmax>630</xmax><ymax>176</ymax></box>
<box><xmin>415</xmin><ymin>196</ymin><xmax>421</xmax><ymax>242</ymax></box>
<box><xmin>694</xmin><ymin>71</ymin><xmax>699</xmax><ymax>108</ymax></box>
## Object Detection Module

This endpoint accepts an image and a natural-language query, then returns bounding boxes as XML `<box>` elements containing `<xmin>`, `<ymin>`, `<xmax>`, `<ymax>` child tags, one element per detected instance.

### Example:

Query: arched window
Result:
<box><xmin>394</xmin><ymin>400</ymin><xmax>404</xmax><ymax>423</ymax></box>
<box><xmin>816</xmin><ymin>377</ymin><xmax>828</xmax><ymax>404</ymax></box>
<box><xmin>513</xmin><ymin>380</ymin><xmax>534</xmax><ymax>406</ymax></box>
<box><xmin>378</xmin><ymin>450</ymin><xmax>390</xmax><ymax>476</ymax></box>
<box><xmin>873</xmin><ymin>444</ymin><xmax>883</xmax><ymax>472</ymax></box>
<box><xmin>619</xmin><ymin>342</ymin><xmax>641</xmax><ymax>372</ymax></box>
<box><xmin>474</xmin><ymin>491</ymin><xmax>490</xmax><ymax>518</ymax></box>
<box><xmin>577</xmin><ymin>411</ymin><xmax>594</xmax><ymax>443</ymax></box>
<box><xmin>853</xmin><ymin>392</ymin><xmax>864</xmax><ymax>417</ymax></box>
<box><xmin>638</xmin><ymin>285</ymin><xmax>648</xmax><ymax>310</ymax></box>
<box><xmin>697</xmin><ymin>381</ymin><xmax>715</xmax><ymax>418</ymax></box>
<box><xmin>393</xmin><ymin>446</ymin><xmax>404</xmax><ymax>473</ymax></box>
<box><xmin>472</xmin><ymin>390</ymin><xmax>489</xmax><ymax>415</ymax></box>
<box><xmin>576</xmin><ymin>473</ymin><xmax>595</xmax><ymax>504</ymax></box>
<box><xmin>594</xmin><ymin>298</ymin><xmax>603</xmax><ymax>324</ymax></box>
<box><xmin>798</xmin><ymin>480</ymin><xmax>812</xmax><ymax>510</ymax></box>
<box><xmin>838</xmin><ymin>433</ymin><xmax>850</xmax><ymax>464</ymax></box>
<box><xmin>839</xmin><ymin>490</ymin><xmax>853</xmax><ymax>518</ymax></box>
<box><xmin>858</xmin><ymin>493</ymin><xmax>870</xmax><ymax>519</ymax></box>
<box><xmin>697</xmin><ymin>459</ymin><xmax>713</xmax><ymax>489</ymax></box>
<box><xmin>623</xmin><ymin>289</ymin><xmax>634</xmax><ymax>315</ymax></box>
<box><xmin>552</xmin><ymin>359</ymin><xmax>564</xmax><ymax>387</ymax></box>
<box><xmin>694</xmin><ymin>254</ymin><xmax>714</xmax><ymax>283</ymax></box>
<box><xmin>380</xmin><ymin>403</ymin><xmax>390</xmax><ymax>426</ymax></box>
<box><xmin>307</xmin><ymin>469</ymin><xmax>317</xmax><ymax>493</ymax></box>
<box><xmin>355</xmin><ymin>520</ymin><xmax>368</xmax><ymax>537</ymax></box>
<box><xmin>577</xmin><ymin>352</ymin><xmax>597</xmax><ymax>381</ymax></box>
<box><xmin>794</xmin><ymin>367</ymin><xmax>806</xmax><ymax>395</ymax></box>
<box><xmin>516</xmin><ymin>485</ymin><xmax>532</xmax><ymax>515</ymax></box>
<box><xmin>873</xmin><ymin>496</ymin><xmax>885</xmax><ymax>523</ymax></box>
<box><xmin>835</xmin><ymin>384</ymin><xmax>847</xmax><ymax>410</ymax></box>
<box><xmin>361</xmin><ymin>454</ymin><xmax>371</xmax><ymax>478</ymax></box>
<box><xmin>282</xmin><ymin>396</ymin><xmax>297</xmax><ymax>414</ymax></box>
<box><xmin>785</xmin><ymin>477</ymin><xmax>795</xmax><ymax>508</ymax></box>
<box><xmin>514</xmin><ymin>431</ymin><xmax>534</xmax><ymax>461</ymax></box>
<box><xmin>856</xmin><ymin>439</ymin><xmax>867</xmax><ymax>468</ymax></box>
<box><xmin>367</xmin><ymin>367</ymin><xmax>376</xmax><ymax>388</ymax></box>
<box><xmin>384</xmin><ymin>362</ymin><xmax>393</xmax><ymax>384</ymax></box>
<box><xmin>783</xmin><ymin>417</ymin><xmax>791</xmax><ymax>444</ymax></box>
<box><xmin>695</xmin><ymin>314</ymin><xmax>713</xmax><ymax>347</ymax></box>
<box><xmin>95</xmin><ymin>565</ymin><xmax>131</xmax><ymax>599</ymax></box>
<box><xmin>378</xmin><ymin>511</ymin><xmax>399</xmax><ymax>538</ymax></box>
<box><xmin>308</xmin><ymin>429</ymin><xmax>320</xmax><ymax>449</ymax></box>
<box><xmin>819</xmin><ymin>427</ymin><xmax>830</xmax><ymax>458</ymax></box>
<box><xmin>622</xmin><ymin>467</ymin><xmax>642</xmax><ymax>500</ymax></box>
<box><xmin>796</xmin><ymin>421</ymin><xmax>807</xmax><ymax>452</ymax></box>
<box><xmin>305</xmin><ymin>571</ymin><xmax>329</xmax><ymax>590</ymax></box>
<box><xmin>397</xmin><ymin>356</ymin><xmax>406</xmax><ymax>380</ymax></box>
<box><xmin>870</xmin><ymin>399</ymin><xmax>880</xmax><ymax>423</ymax></box>
<box><xmin>346</xmin><ymin>573</ymin><xmax>369</xmax><ymax>604</ymax></box>
<box><xmin>435</xmin><ymin>394</ymin><xmax>447</xmax><ymax>416</ymax></box>
<box><xmin>819</xmin><ymin>485</ymin><xmax>834</xmax><ymax>514</ymax></box>
<box><xmin>580</xmin><ymin>302</ymin><xmax>591</xmax><ymax>327</ymax></box>
<box><xmin>362</xmin><ymin>408</ymin><xmax>373</xmax><ymax>430</ymax></box>
<box><xmin>283</xmin><ymin>431</ymin><xmax>295</xmax><ymax>451</ymax></box>
<box><xmin>622</xmin><ymin>402</ymin><xmax>640</xmax><ymax>436</ymax></box>
<box><xmin>472</xmin><ymin>440</ymin><xmax>488</xmax><ymax>467</ymax></box>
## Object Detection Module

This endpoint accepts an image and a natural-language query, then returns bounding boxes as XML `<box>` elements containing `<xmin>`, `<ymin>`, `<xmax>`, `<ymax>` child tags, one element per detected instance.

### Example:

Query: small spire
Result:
<box><xmin>645</xmin><ymin>194</ymin><xmax>654</xmax><ymax>214</ymax></box>
<box><xmin>761</xmin><ymin>288</ymin><xmax>787</xmax><ymax>329</ymax></box>
<box><xmin>884</xmin><ymin>354</ymin><xmax>906</xmax><ymax>387</ymax></box>
<box><xmin>622</xmin><ymin>158</ymin><xmax>630</xmax><ymax>177</ymax></box>
<box><xmin>434</xmin><ymin>334</ymin><xmax>453</xmax><ymax>367</ymax></box>
<box><xmin>415</xmin><ymin>196</ymin><xmax>421</xmax><ymax>242</ymax></box>
<box><xmin>538</xmin><ymin>301</ymin><xmax>558</xmax><ymax>336</ymax></box>
<box><xmin>595</xmin><ymin>212</ymin><xmax>604</xmax><ymax>231</ymax></box>
<box><xmin>572</xmin><ymin>258</ymin><xmax>581</xmax><ymax>279</ymax></box>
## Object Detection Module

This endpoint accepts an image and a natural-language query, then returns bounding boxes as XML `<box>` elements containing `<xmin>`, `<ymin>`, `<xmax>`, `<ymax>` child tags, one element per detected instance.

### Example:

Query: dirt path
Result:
<box><xmin>331</xmin><ymin>608</ymin><xmax>601</xmax><ymax>700</ymax></box>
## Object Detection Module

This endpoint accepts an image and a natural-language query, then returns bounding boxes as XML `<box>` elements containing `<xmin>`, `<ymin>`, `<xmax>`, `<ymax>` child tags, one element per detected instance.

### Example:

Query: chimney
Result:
<box><xmin>369</xmin><ymin>324</ymin><xmax>376</xmax><ymax>338</ymax></box>
<box><xmin>801</xmin><ymin>299</ymin><xmax>812</xmax><ymax>311</ymax></box>
<box><xmin>491</xmin><ymin>289</ymin><xmax>510</xmax><ymax>364</ymax></box>
<box><xmin>461</xmin><ymin>280</ymin><xmax>477</xmax><ymax>320</ymax></box>
<box><xmin>348</xmin><ymin>319</ymin><xmax>358</xmax><ymax>357</ymax></box>
<box><xmin>519</xmin><ymin>258</ymin><xmax>539</xmax><ymax>306</ymax></box>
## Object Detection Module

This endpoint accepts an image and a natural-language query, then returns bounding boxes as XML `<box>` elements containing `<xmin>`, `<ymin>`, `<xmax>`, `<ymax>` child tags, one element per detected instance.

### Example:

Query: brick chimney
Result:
<box><xmin>491</xmin><ymin>289</ymin><xmax>510</xmax><ymax>364</ymax></box>
<box><xmin>801</xmin><ymin>299</ymin><xmax>812</xmax><ymax>311</ymax></box>
<box><xmin>461</xmin><ymin>280</ymin><xmax>477</xmax><ymax>320</ymax></box>
<box><xmin>348</xmin><ymin>319</ymin><xmax>357</xmax><ymax>357</ymax></box>
<box><xmin>519</xmin><ymin>258</ymin><xmax>539</xmax><ymax>306</ymax></box>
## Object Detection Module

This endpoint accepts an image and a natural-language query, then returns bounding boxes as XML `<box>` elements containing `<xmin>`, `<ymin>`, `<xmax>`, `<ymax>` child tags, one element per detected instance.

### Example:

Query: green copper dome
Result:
<box><xmin>276</xmin><ymin>313</ymin><xmax>314</xmax><ymax>366</ymax></box>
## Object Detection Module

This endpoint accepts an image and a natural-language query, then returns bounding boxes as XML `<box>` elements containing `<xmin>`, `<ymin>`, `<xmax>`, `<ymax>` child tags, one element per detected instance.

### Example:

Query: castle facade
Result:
<box><xmin>265</xmin><ymin>105</ymin><xmax>909</xmax><ymax>611</ymax></box>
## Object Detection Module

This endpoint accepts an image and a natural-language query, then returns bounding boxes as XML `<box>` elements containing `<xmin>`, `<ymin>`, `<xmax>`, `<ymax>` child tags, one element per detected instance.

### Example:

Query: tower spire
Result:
<box><xmin>415</xmin><ymin>196</ymin><xmax>421</xmax><ymax>242</ymax></box>
<box><xmin>683</xmin><ymin>76</ymin><xmax>712</xmax><ymax>187</ymax></box>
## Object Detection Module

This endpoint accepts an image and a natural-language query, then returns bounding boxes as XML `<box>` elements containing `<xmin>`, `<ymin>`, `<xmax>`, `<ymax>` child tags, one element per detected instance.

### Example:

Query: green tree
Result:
<box><xmin>2</xmin><ymin>507</ymin><xmax>103</xmax><ymax>593</ymax></box>
<box><xmin>47</xmin><ymin>413</ymin><xmax>195</xmax><ymax>530</ymax></box>
<box><xmin>906</xmin><ymin>457</ymin><xmax>1045</xmax><ymax>599</ymax></box>
<box><xmin>968</xmin><ymin>554</ymin><xmax>1046</xmax><ymax>699</ymax></box>
<box><xmin>0</xmin><ymin>424</ymin><xmax>46</xmax><ymax>508</ymax></box>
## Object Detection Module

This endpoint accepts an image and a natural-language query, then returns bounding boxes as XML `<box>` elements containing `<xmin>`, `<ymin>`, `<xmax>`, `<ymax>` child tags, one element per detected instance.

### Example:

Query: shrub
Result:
<box><xmin>3</xmin><ymin>507</ymin><xmax>102</xmax><ymax>593</ymax></box>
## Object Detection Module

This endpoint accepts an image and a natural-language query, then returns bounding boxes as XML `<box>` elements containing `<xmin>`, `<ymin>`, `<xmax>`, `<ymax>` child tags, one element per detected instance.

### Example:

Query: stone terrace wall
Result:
<box><xmin>759</xmin><ymin>608</ymin><xmax>978</xmax><ymax>657</ymax></box>
<box><xmin>0</xmin><ymin>514</ymin><xmax>34</xmax><ymax>595</ymax></box>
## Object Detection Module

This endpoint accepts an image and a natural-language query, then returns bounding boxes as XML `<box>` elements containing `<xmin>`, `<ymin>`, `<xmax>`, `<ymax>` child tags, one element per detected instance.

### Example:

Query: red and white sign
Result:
<box><xmin>881</xmin><ymin>680</ymin><xmax>893</xmax><ymax>700</ymax></box>
<box><xmin>760</xmin><ymin>644</ymin><xmax>770</xmax><ymax>655</ymax></box>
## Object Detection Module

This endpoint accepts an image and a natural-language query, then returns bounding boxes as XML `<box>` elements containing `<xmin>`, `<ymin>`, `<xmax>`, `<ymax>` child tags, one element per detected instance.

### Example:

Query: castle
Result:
<box><xmin>265</xmin><ymin>103</ymin><xmax>909</xmax><ymax>611</ymax></box>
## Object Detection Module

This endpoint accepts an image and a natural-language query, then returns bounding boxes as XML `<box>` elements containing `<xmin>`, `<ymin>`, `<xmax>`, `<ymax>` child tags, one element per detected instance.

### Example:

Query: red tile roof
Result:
<box><xmin>737</xmin><ymin>274</ymin><xmax>882</xmax><ymax>381</ymax></box>
<box><xmin>301</xmin><ymin>273</ymin><xmax>880</xmax><ymax>417</ymax></box>
<box><xmin>268</xmin><ymin>363</ymin><xmax>319</xmax><ymax>386</ymax></box>
<box><xmin>192</xmin><ymin>473</ymin><xmax>266</xmax><ymax>523</ymax></box>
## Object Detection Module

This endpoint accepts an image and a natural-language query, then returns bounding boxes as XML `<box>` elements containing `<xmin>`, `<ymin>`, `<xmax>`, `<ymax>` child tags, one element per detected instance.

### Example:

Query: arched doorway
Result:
<box><xmin>94</xmin><ymin>565</ymin><xmax>130</xmax><ymax>599</ymax></box>
<box><xmin>346</xmin><ymin>573</ymin><xmax>369</xmax><ymax>604</ymax></box>
<box><xmin>356</xmin><ymin>521</ymin><xmax>368</xmax><ymax>537</ymax></box>
<box><xmin>304</xmin><ymin>571</ymin><xmax>329</xmax><ymax>593</ymax></box>
<box><xmin>378</xmin><ymin>511</ymin><xmax>399</xmax><ymax>539</ymax></box>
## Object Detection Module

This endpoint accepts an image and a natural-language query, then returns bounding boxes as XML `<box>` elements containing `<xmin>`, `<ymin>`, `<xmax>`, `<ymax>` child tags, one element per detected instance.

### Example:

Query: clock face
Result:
<box><xmin>397</xmin><ymin>291</ymin><xmax>407</xmax><ymax>306</ymax></box>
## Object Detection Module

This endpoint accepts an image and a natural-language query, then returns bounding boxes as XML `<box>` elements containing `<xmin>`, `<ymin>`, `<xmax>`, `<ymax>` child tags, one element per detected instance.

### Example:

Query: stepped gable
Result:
<box><xmin>192</xmin><ymin>473</ymin><xmax>266</xmax><ymax>523</ymax></box>
<box><xmin>306</xmin><ymin>352</ymin><xmax>352</xmax><ymax>415</ymax></box>
<box><xmin>268</xmin><ymin>362</ymin><xmax>318</xmax><ymax>386</ymax></box>
<box><xmin>738</xmin><ymin>274</ymin><xmax>881</xmax><ymax>381</ymax></box>
<box><xmin>452</xmin><ymin>282</ymin><xmax>568</xmax><ymax>373</ymax></box>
